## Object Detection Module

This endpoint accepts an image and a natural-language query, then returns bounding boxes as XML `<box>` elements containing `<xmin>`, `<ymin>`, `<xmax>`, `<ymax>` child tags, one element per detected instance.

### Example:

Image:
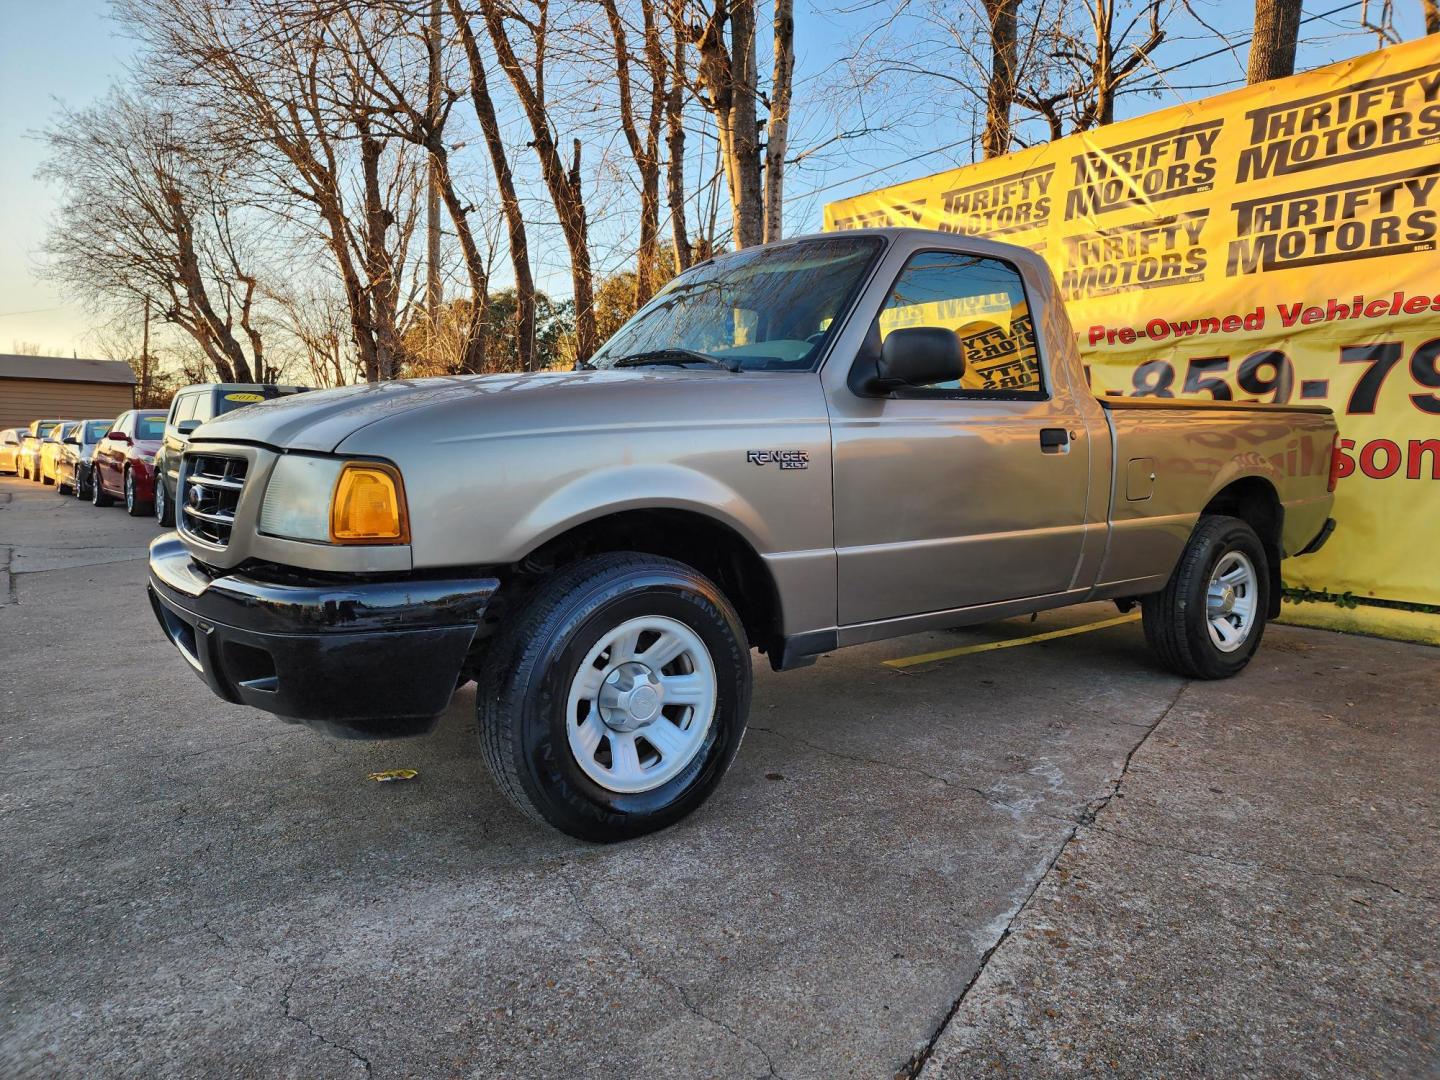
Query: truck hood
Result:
<box><xmin>188</xmin><ymin>369</ymin><xmax>822</xmax><ymax>453</ymax></box>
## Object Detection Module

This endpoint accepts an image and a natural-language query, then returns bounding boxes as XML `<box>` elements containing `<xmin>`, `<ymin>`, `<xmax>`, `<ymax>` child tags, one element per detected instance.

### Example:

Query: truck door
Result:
<box><xmin>830</xmin><ymin>248</ymin><xmax>1092</xmax><ymax>626</ymax></box>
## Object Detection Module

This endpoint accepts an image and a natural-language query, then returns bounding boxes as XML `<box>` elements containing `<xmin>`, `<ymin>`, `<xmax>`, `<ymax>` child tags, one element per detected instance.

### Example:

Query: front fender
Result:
<box><xmin>500</xmin><ymin>463</ymin><xmax>775</xmax><ymax>561</ymax></box>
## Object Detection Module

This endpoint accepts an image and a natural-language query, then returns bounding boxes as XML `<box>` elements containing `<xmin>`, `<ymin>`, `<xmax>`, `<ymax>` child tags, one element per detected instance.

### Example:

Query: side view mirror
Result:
<box><xmin>65</xmin><ymin>437</ymin><xmax>80</xmax><ymax>445</ymax></box>
<box><xmin>106</xmin><ymin>431</ymin><xmax>131</xmax><ymax>444</ymax></box>
<box><xmin>853</xmin><ymin>327</ymin><xmax>966</xmax><ymax>395</ymax></box>
<box><xmin>177</xmin><ymin>419</ymin><xmax>202</xmax><ymax>436</ymax></box>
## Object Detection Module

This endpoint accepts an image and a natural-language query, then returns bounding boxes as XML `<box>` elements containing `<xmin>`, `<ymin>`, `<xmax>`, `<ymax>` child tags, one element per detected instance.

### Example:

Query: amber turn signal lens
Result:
<box><xmin>330</xmin><ymin>463</ymin><xmax>410</xmax><ymax>544</ymax></box>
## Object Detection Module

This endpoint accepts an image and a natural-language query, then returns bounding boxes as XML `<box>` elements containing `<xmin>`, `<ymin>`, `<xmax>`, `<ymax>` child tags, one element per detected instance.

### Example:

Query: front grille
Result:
<box><xmin>179</xmin><ymin>453</ymin><xmax>248</xmax><ymax>547</ymax></box>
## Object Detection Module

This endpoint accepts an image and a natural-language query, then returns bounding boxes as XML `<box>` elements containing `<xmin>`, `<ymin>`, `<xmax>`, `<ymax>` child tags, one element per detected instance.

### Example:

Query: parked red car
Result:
<box><xmin>91</xmin><ymin>409</ymin><xmax>167</xmax><ymax>516</ymax></box>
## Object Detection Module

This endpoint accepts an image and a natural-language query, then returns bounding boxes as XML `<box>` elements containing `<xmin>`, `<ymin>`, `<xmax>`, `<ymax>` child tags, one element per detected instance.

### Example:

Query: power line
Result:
<box><xmin>784</xmin><ymin>0</ymin><xmax>1366</xmax><ymax>208</ymax></box>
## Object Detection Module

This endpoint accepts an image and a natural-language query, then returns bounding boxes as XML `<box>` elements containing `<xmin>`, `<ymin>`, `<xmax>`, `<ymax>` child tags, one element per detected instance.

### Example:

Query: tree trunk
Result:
<box><xmin>425</xmin><ymin>0</ymin><xmax>443</xmax><ymax>317</ymax></box>
<box><xmin>359</xmin><ymin>132</ymin><xmax>401</xmax><ymax>381</ymax></box>
<box><xmin>481</xmin><ymin>0</ymin><xmax>598</xmax><ymax>360</ymax></box>
<box><xmin>1248</xmin><ymin>0</ymin><xmax>1302</xmax><ymax>83</ymax></box>
<box><xmin>981</xmin><ymin>0</ymin><xmax>1019</xmax><ymax>158</ymax></box>
<box><xmin>728</xmin><ymin>0</ymin><xmax>763</xmax><ymax>248</ymax></box>
<box><xmin>449</xmin><ymin>0</ymin><xmax>537</xmax><ymax>371</ymax></box>
<box><xmin>1426</xmin><ymin>0</ymin><xmax>1439</xmax><ymax>35</ymax></box>
<box><xmin>764</xmin><ymin>0</ymin><xmax>793</xmax><ymax>242</ymax></box>
<box><xmin>601</xmin><ymin>0</ymin><xmax>665</xmax><ymax>306</ymax></box>
<box><xmin>666</xmin><ymin>23</ymin><xmax>693</xmax><ymax>273</ymax></box>
<box><xmin>692</xmin><ymin>0</ymin><xmax>763</xmax><ymax>250</ymax></box>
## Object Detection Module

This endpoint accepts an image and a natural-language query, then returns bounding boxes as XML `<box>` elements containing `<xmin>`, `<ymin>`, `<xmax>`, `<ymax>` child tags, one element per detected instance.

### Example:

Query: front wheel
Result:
<box><xmin>476</xmin><ymin>553</ymin><xmax>752</xmax><ymax>842</ymax></box>
<box><xmin>1142</xmin><ymin>515</ymin><xmax>1269</xmax><ymax>680</ymax></box>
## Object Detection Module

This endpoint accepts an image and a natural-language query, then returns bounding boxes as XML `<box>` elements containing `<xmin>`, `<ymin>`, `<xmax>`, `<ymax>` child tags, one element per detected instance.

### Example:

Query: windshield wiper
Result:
<box><xmin>609</xmin><ymin>348</ymin><xmax>740</xmax><ymax>372</ymax></box>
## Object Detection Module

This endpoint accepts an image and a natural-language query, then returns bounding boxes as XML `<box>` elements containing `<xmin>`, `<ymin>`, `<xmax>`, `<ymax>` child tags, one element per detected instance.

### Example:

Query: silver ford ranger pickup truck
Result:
<box><xmin>148</xmin><ymin>228</ymin><xmax>1338</xmax><ymax>841</ymax></box>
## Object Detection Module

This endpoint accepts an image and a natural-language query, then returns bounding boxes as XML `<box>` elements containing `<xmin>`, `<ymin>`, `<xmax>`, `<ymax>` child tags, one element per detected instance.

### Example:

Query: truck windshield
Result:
<box><xmin>587</xmin><ymin>236</ymin><xmax>883</xmax><ymax>373</ymax></box>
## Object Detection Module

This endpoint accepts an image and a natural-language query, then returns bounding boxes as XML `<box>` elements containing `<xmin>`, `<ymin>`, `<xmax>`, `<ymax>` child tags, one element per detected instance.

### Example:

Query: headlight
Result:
<box><xmin>258</xmin><ymin>457</ymin><xmax>410</xmax><ymax>545</ymax></box>
<box><xmin>258</xmin><ymin>456</ymin><xmax>344</xmax><ymax>541</ymax></box>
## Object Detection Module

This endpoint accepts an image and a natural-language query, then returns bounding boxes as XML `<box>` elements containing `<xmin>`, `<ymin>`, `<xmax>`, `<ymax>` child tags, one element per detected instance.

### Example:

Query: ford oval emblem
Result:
<box><xmin>187</xmin><ymin>483</ymin><xmax>205</xmax><ymax>507</ymax></box>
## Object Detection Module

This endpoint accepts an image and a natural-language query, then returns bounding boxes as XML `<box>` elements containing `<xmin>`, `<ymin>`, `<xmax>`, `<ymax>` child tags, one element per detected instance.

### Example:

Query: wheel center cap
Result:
<box><xmin>598</xmin><ymin>662</ymin><xmax>664</xmax><ymax>732</ymax></box>
<box><xmin>1209</xmin><ymin>584</ymin><xmax>1236</xmax><ymax>616</ymax></box>
<box><xmin>629</xmin><ymin>685</ymin><xmax>660</xmax><ymax>721</ymax></box>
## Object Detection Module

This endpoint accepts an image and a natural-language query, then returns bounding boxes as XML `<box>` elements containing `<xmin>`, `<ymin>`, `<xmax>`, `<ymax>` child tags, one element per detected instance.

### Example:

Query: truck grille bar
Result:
<box><xmin>178</xmin><ymin>453</ymin><xmax>248</xmax><ymax>548</ymax></box>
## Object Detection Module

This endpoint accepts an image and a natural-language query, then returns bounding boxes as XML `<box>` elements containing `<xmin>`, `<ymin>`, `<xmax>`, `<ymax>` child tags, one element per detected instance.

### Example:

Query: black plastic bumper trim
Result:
<box><xmin>1297</xmin><ymin>517</ymin><xmax>1336</xmax><ymax>557</ymax></box>
<box><xmin>148</xmin><ymin>534</ymin><xmax>498</xmax><ymax>738</ymax></box>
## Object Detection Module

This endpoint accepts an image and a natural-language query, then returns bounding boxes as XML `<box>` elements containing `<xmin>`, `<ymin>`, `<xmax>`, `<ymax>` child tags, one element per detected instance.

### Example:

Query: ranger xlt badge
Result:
<box><xmin>746</xmin><ymin>450</ymin><xmax>809</xmax><ymax>470</ymax></box>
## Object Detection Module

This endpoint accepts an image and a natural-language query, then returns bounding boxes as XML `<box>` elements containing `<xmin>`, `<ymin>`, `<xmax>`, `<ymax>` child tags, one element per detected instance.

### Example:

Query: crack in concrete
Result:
<box><xmin>899</xmin><ymin>680</ymin><xmax>1191</xmax><ymax>1079</ymax></box>
<box><xmin>1084</xmin><ymin>820</ymin><xmax>1440</xmax><ymax>905</ymax></box>
<box><xmin>281</xmin><ymin>971</ymin><xmax>373</xmax><ymax>1075</ymax></box>
<box><xmin>557</xmin><ymin>869</ymin><xmax>785</xmax><ymax>1080</ymax></box>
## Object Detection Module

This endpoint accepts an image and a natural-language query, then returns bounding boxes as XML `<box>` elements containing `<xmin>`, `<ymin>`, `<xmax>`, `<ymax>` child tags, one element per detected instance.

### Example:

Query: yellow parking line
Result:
<box><xmin>883</xmin><ymin>612</ymin><xmax>1141</xmax><ymax>669</ymax></box>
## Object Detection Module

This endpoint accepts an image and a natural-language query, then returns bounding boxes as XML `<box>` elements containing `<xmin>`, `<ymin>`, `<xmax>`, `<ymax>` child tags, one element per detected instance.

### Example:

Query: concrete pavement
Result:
<box><xmin>1</xmin><ymin>474</ymin><xmax>1435</xmax><ymax>1078</ymax></box>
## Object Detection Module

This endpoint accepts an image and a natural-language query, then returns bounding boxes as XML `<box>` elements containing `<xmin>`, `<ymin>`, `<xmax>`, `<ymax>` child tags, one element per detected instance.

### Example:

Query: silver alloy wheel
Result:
<box><xmin>125</xmin><ymin>471</ymin><xmax>134</xmax><ymax>511</ymax></box>
<box><xmin>155</xmin><ymin>481</ymin><xmax>165</xmax><ymax>521</ymax></box>
<box><xmin>565</xmin><ymin>615</ymin><xmax>717</xmax><ymax>794</ymax></box>
<box><xmin>1206</xmin><ymin>550</ymin><xmax>1258</xmax><ymax>653</ymax></box>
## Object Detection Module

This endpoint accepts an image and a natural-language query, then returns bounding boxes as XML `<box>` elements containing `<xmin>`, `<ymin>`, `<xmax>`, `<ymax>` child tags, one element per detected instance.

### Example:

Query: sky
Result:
<box><xmin>0</xmin><ymin>0</ymin><xmax>1427</xmax><ymax>358</ymax></box>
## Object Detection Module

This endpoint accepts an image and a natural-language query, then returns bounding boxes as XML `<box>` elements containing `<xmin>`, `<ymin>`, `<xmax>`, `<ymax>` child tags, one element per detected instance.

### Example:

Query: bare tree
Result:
<box><xmin>1016</xmin><ymin>0</ymin><xmax>1167</xmax><ymax>138</ymax></box>
<box><xmin>39</xmin><ymin>91</ymin><xmax>266</xmax><ymax>383</ymax></box>
<box><xmin>1247</xmin><ymin>0</ymin><xmax>1301</xmax><ymax>83</ymax></box>
<box><xmin>479</xmin><ymin>0</ymin><xmax>600</xmax><ymax>360</ymax></box>
<box><xmin>337</xmin><ymin>2</ymin><xmax>497</xmax><ymax>372</ymax></box>
<box><xmin>687</xmin><ymin>0</ymin><xmax>765</xmax><ymax>248</ymax></box>
<box><xmin>981</xmin><ymin>0</ymin><xmax>1020</xmax><ymax>156</ymax></box>
<box><xmin>449</xmin><ymin>0</ymin><xmax>540</xmax><ymax>370</ymax></box>
<box><xmin>764</xmin><ymin>0</ymin><xmax>794</xmax><ymax>239</ymax></box>
<box><xmin>601</xmin><ymin>0</ymin><xmax>669</xmax><ymax>305</ymax></box>
<box><xmin>665</xmin><ymin>0</ymin><xmax>696</xmax><ymax>271</ymax></box>
<box><xmin>119</xmin><ymin>0</ymin><xmax>424</xmax><ymax>381</ymax></box>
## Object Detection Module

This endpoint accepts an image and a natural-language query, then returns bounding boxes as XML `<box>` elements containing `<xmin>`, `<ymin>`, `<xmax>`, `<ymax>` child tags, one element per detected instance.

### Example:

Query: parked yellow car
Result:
<box><xmin>19</xmin><ymin>420</ymin><xmax>62</xmax><ymax>481</ymax></box>
<box><xmin>0</xmin><ymin>428</ymin><xmax>21</xmax><ymax>475</ymax></box>
<box><xmin>39</xmin><ymin>422</ymin><xmax>80</xmax><ymax>486</ymax></box>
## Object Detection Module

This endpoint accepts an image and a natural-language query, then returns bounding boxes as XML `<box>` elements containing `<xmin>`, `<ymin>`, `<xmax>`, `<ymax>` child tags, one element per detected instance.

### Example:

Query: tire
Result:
<box><xmin>91</xmin><ymin>467</ymin><xmax>114</xmax><ymax>507</ymax></box>
<box><xmin>75</xmin><ymin>466</ymin><xmax>89</xmax><ymax>500</ymax></box>
<box><xmin>155</xmin><ymin>477</ymin><xmax>175</xmax><ymax>526</ymax></box>
<box><xmin>56</xmin><ymin>471</ymin><xmax>69</xmax><ymax>495</ymax></box>
<box><xmin>1142</xmin><ymin>515</ymin><xmax>1270</xmax><ymax>680</ymax></box>
<box><xmin>124</xmin><ymin>469</ymin><xmax>150</xmax><ymax>516</ymax></box>
<box><xmin>476</xmin><ymin>553</ymin><xmax>752</xmax><ymax>842</ymax></box>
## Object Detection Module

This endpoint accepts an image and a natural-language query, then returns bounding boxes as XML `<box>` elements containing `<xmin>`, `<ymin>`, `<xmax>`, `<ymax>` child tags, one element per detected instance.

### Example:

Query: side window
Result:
<box><xmin>168</xmin><ymin>395</ymin><xmax>188</xmax><ymax>427</ymax></box>
<box><xmin>192</xmin><ymin>393</ymin><xmax>216</xmax><ymax>423</ymax></box>
<box><xmin>114</xmin><ymin>412</ymin><xmax>132</xmax><ymax>437</ymax></box>
<box><xmin>877</xmin><ymin>251</ymin><xmax>1044</xmax><ymax>397</ymax></box>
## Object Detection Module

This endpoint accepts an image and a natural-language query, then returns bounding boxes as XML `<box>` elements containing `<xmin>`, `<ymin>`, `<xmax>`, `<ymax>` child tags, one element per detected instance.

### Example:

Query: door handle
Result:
<box><xmin>1039</xmin><ymin>428</ymin><xmax>1070</xmax><ymax>451</ymax></box>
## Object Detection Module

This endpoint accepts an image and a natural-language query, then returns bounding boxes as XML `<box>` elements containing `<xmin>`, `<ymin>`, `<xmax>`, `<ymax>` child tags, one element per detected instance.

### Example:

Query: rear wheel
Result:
<box><xmin>1142</xmin><ymin>515</ymin><xmax>1269</xmax><ymax>680</ymax></box>
<box><xmin>124</xmin><ymin>469</ymin><xmax>150</xmax><ymax>516</ymax></box>
<box><xmin>91</xmin><ymin>467</ymin><xmax>113</xmax><ymax>507</ymax></box>
<box><xmin>476</xmin><ymin>553</ymin><xmax>751</xmax><ymax>842</ymax></box>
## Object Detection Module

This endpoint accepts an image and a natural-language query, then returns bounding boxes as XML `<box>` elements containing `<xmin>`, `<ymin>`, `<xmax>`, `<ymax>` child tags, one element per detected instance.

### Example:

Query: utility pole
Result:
<box><xmin>140</xmin><ymin>295</ymin><xmax>152</xmax><ymax>408</ymax></box>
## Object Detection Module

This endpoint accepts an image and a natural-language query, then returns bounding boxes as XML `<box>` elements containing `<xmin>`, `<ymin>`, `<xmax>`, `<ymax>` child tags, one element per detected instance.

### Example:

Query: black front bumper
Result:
<box><xmin>147</xmin><ymin>534</ymin><xmax>499</xmax><ymax>738</ymax></box>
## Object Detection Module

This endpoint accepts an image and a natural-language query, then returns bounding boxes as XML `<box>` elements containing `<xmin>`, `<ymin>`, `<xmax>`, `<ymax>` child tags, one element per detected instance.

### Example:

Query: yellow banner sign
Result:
<box><xmin>826</xmin><ymin>35</ymin><xmax>1440</xmax><ymax>641</ymax></box>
